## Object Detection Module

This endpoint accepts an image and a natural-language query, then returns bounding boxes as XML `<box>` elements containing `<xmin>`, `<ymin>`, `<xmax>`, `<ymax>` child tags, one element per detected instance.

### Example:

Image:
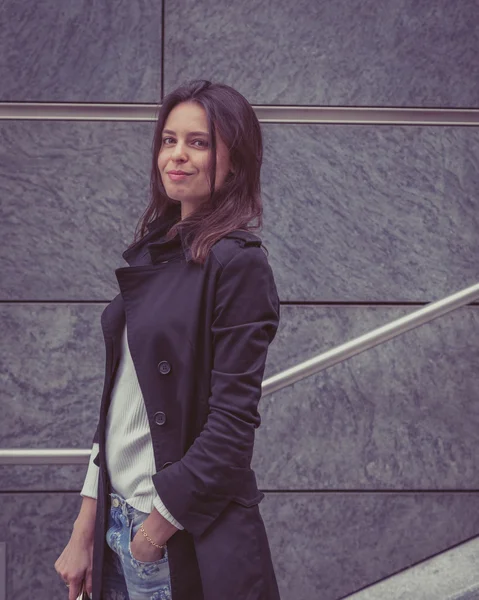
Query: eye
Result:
<box><xmin>193</xmin><ymin>139</ymin><xmax>208</xmax><ymax>148</ymax></box>
<box><xmin>162</xmin><ymin>137</ymin><xmax>174</xmax><ymax>144</ymax></box>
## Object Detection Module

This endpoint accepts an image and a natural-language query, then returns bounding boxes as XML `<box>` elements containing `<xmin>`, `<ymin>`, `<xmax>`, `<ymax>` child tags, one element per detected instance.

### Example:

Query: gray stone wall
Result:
<box><xmin>1</xmin><ymin>1</ymin><xmax>478</xmax><ymax>599</ymax></box>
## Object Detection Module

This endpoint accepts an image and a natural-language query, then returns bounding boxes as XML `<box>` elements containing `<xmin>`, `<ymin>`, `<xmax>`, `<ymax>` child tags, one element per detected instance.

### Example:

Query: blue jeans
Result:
<box><xmin>102</xmin><ymin>492</ymin><xmax>172</xmax><ymax>600</ymax></box>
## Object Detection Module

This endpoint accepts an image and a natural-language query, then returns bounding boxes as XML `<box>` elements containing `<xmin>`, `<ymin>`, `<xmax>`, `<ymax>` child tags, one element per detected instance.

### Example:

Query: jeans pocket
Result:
<box><xmin>105</xmin><ymin>512</ymin><xmax>121</xmax><ymax>554</ymax></box>
<box><xmin>127</xmin><ymin>516</ymin><xmax>169</xmax><ymax>570</ymax></box>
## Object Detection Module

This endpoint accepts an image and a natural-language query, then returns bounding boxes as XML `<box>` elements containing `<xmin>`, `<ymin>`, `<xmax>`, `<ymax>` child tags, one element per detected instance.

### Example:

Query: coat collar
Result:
<box><xmin>121</xmin><ymin>202</ymin><xmax>262</xmax><ymax>267</ymax></box>
<box><xmin>144</xmin><ymin>201</ymin><xmax>182</xmax><ymax>234</ymax></box>
<box><xmin>121</xmin><ymin>202</ymin><xmax>189</xmax><ymax>266</ymax></box>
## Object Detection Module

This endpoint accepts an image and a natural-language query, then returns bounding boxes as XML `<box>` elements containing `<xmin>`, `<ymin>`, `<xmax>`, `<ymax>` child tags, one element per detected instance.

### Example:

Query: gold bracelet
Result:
<box><xmin>139</xmin><ymin>521</ymin><xmax>167</xmax><ymax>550</ymax></box>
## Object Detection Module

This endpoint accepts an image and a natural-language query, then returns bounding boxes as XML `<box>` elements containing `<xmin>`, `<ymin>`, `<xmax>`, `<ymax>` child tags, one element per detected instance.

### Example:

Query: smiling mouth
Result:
<box><xmin>168</xmin><ymin>172</ymin><xmax>192</xmax><ymax>181</ymax></box>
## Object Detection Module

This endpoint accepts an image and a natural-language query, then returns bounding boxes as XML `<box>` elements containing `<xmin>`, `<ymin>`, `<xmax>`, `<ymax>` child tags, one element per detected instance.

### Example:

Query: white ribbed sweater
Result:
<box><xmin>80</xmin><ymin>322</ymin><xmax>183</xmax><ymax>530</ymax></box>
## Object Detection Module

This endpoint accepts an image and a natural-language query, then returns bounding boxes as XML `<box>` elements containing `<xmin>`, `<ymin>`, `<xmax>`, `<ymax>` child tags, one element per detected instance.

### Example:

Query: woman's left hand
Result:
<box><xmin>130</xmin><ymin>508</ymin><xmax>179</xmax><ymax>562</ymax></box>
<box><xmin>130</xmin><ymin>528</ymin><xmax>166</xmax><ymax>562</ymax></box>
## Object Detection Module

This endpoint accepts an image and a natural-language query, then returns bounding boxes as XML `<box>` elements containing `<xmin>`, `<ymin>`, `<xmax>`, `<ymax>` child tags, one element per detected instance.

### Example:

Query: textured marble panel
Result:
<box><xmin>458</xmin><ymin>591</ymin><xmax>479</xmax><ymax>600</ymax></box>
<box><xmin>164</xmin><ymin>0</ymin><xmax>479</xmax><ymax>107</ymax></box>
<box><xmin>2</xmin><ymin>304</ymin><xmax>478</xmax><ymax>492</ymax></box>
<box><xmin>0</xmin><ymin>121</ymin><xmax>152</xmax><ymax>301</ymax></box>
<box><xmin>1</xmin><ymin>121</ymin><xmax>478</xmax><ymax>302</ymax></box>
<box><xmin>0</xmin><ymin>304</ymin><xmax>103</xmax><ymax>491</ymax></box>
<box><xmin>261</xmin><ymin>492</ymin><xmax>479</xmax><ymax>600</ymax></box>
<box><xmin>260</xmin><ymin>124</ymin><xmax>479</xmax><ymax>302</ymax></box>
<box><xmin>0</xmin><ymin>464</ymin><xmax>89</xmax><ymax>493</ymax></box>
<box><xmin>1</xmin><ymin>492</ymin><xmax>479</xmax><ymax>600</ymax></box>
<box><xmin>344</xmin><ymin>536</ymin><xmax>479</xmax><ymax>600</ymax></box>
<box><xmin>1</xmin><ymin>0</ymin><xmax>162</xmax><ymax>102</ymax></box>
<box><xmin>256</xmin><ymin>305</ymin><xmax>479</xmax><ymax>490</ymax></box>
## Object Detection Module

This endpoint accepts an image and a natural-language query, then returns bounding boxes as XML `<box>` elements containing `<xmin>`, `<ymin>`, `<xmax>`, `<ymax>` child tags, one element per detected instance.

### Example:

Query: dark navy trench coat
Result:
<box><xmin>90</xmin><ymin>202</ymin><xmax>282</xmax><ymax>600</ymax></box>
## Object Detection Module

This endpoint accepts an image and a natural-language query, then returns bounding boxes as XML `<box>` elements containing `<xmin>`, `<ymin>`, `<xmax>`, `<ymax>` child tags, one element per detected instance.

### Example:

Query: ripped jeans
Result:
<box><xmin>102</xmin><ymin>492</ymin><xmax>172</xmax><ymax>600</ymax></box>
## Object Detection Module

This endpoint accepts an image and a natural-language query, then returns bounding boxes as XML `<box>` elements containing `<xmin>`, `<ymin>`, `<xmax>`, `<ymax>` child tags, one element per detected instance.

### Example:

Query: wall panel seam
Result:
<box><xmin>2</xmin><ymin>301</ymin><xmax>478</xmax><ymax>306</ymax></box>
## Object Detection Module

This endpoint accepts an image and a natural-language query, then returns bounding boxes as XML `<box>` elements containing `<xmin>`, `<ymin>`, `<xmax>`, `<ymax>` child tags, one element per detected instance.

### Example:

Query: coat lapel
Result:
<box><xmin>100</xmin><ymin>203</ymin><xmax>184</xmax><ymax>367</ymax></box>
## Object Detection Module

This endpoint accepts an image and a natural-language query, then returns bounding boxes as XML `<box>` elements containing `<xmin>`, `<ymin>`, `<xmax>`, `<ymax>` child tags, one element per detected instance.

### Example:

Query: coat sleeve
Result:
<box><xmin>151</xmin><ymin>245</ymin><xmax>280</xmax><ymax>537</ymax></box>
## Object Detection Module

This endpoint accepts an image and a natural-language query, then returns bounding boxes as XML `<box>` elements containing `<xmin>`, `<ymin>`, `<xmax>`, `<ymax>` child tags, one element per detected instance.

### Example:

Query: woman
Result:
<box><xmin>54</xmin><ymin>79</ymin><xmax>281</xmax><ymax>600</ymax></box>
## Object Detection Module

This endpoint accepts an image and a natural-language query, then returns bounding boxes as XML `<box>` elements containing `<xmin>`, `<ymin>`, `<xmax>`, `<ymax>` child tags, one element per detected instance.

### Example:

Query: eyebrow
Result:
<box><xmin>162</xmin><ymin>129</ymin><xmax>209</xmax><ymax>136</ymax></box>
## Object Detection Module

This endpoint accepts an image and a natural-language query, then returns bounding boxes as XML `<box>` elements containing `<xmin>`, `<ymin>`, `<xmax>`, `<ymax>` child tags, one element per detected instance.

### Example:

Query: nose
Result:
<box><xmin>171</xmin><ymin>140</ymin><xmax>188</xmax><ymax>161</ymax></box>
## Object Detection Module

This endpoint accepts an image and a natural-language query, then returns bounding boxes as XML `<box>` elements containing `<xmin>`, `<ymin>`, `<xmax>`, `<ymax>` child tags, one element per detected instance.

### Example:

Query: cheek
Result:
<box><xmin>194</xmin><ymin>161</ymin><xmax>212</xmax><ymax>183</ymax></box>
<box><xmin>215</xmin><ymin>148</ymin><xmax>231</xmax><ymax>183</ymax></box>
<box><xmin>157</xmin><ymin>152</ymin><xmax>166</xmax><ymax>170</ymax></box>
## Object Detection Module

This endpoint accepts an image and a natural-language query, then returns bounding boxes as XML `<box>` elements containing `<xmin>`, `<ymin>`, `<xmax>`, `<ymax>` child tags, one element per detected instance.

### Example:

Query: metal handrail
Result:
<box><xmin>1</xmin><ymin>282</ymin><xmax>478</xmax><ymax>465</ymax></box>
<box><xmin>262</xmin><ymin>282</ymin><xmax>479</xmax><ymax>396</ymax></box>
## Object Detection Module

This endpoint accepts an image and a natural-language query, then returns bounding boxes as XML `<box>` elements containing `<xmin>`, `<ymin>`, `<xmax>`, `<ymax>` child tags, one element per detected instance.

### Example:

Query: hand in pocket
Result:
<box><xmin>130</xmin><ymin>525</ymin><xmax>166</xmax><ymax>563</ymax></box>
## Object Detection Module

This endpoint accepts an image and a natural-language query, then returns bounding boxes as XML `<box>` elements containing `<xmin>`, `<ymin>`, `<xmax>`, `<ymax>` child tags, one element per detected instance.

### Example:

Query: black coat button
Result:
<box><xmin>161</xmin><ymin>461</ymin><xmax>173</xmax><ymax>470</ymax></box>
<box><xmin>157</xmin><ymin>360</ymin><xmax>171</xmax><ymax>375</ymax></box>
<box><xmin>154</xmin><ymin>411</ymin><xmax>167</xmax><ymax>426</ymax></box>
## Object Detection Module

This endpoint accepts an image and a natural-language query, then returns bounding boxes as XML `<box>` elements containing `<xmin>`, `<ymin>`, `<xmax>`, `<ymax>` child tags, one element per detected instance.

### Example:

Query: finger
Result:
<box><xmin>54</xmin><ymin>556</ymin><xmax>64</xmax><ymax>574</ymax></box>
<box><xmin>85</xmin><ymin>570</ymin><xmax>93</xmax><ymax>597</ymax></box>
<box><xmin>68</xmin><ymin>580</ymin><xmax>82</xmax><ymax>600</ymax></box>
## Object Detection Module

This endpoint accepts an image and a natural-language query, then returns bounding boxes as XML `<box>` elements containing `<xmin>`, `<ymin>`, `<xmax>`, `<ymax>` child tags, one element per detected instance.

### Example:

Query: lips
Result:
<box><xmin>168</xmin><ymin>170</ymin><xmax>192</xmax><ymax>175</ymax></box>
<box><xmin>168</xmin><ymin>171</ymin><xmax>191</xmax><ymax>182</ymax></box>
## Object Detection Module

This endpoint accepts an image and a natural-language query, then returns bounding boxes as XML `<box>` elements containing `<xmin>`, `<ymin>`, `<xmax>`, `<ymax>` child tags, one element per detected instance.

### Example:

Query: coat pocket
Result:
<box><xmin>229</xmin><ymin>468</ymin><xmax>265</xmax><ymax>507</ymax></box>
<box><xmin>231</xmin><ymin>490</ymin><xmax>265</xmax><ymax>507</ymax></box>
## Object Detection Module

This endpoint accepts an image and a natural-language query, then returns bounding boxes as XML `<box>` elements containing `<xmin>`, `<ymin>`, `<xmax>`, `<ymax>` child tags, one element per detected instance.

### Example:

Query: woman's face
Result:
<box><xmin>157</xmin><ymin>101</ymin><xmax>232</xmax><ymax>219</ymax></box>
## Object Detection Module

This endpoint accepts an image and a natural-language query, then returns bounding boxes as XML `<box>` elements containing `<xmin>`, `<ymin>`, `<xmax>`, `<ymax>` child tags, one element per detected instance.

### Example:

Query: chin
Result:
<box><xmin>162</xmin><ymin>185</ymin><xmax>181</xmax><ymax>199</ymax></box>
<box><xmin>167</xmin><ymin>192</ymin><xmax>188</xmax><ymax>203</ymax></box>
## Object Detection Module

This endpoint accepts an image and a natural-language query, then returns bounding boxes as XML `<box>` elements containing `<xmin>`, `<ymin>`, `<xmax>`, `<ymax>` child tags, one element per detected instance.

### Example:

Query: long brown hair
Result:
<box><xmin>130</xmin><ymin>79</ymin><xmax>264</xmax><ymax>264</ymax></box>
